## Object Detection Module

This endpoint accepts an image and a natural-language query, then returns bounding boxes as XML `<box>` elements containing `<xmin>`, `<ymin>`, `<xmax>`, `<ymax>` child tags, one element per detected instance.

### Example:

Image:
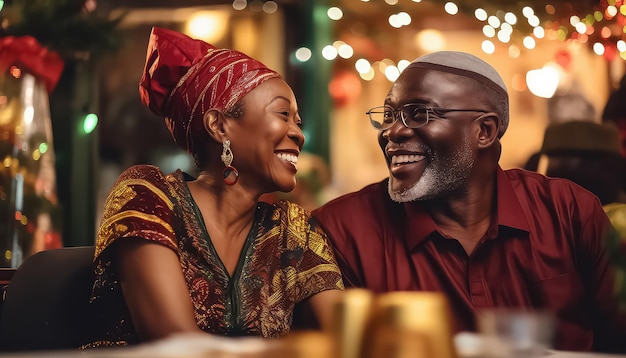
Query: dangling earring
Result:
<box><xmin>220</xmin><ymin>139</ymin><xmax>239</xmax><ymax>185</ymax></box>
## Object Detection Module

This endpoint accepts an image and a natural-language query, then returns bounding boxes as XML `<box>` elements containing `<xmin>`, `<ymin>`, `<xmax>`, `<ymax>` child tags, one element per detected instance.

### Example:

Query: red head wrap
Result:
<box><xmin>139</xmin><ymin>27</ymin><xmax>280</xmax><ymax>152</ymax></box>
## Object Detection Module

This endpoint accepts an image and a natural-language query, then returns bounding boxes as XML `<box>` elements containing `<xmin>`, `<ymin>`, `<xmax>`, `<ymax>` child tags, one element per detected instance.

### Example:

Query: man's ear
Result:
<box><xmin>477</xmin><ymin>114</ymin><xmax>500</xmax><ymax>148</ymax></box>
<box><xmin>203</xmin><ymin>109</ymin><xmax>226</xmax><ymax>142</ymax></box>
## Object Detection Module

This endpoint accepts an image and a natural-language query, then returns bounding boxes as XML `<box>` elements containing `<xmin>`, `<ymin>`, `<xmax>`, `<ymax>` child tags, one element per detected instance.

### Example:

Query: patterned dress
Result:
<box><xmin>87</xmin><ymin>165</ymin><xmax>343</xmax><ymax>347</ymax></box>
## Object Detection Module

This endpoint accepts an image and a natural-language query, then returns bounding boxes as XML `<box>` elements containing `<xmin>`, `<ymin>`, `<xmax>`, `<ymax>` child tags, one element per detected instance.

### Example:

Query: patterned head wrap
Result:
<box><xmin>408</xmin><ymin>51</ymin><xmax>509</xmax><ymax>138</ymax></box>
<box><xmin>139</xmin><ymin>27</ymin><xmax>281</xmax><ymax>152</ymax></box>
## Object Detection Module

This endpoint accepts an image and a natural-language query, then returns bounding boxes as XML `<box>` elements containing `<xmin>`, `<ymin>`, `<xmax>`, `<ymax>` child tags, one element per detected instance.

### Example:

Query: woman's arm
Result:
<box><xmin>307</xmin><ymin>289</ymin><xmax>343</xmax><ymax>331</ymax></box>
<box><xmin>116</xmin><ymin>238</ymin><xmax>204</xmax><ymax>341</ymax></box>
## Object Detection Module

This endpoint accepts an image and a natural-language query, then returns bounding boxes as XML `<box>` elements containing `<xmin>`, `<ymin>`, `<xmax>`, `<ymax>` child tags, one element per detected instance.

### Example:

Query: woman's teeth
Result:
<box><xmin>277</xmin><ymin>153</ymin><xmax>298</xmax><ymax>165</ymax></box>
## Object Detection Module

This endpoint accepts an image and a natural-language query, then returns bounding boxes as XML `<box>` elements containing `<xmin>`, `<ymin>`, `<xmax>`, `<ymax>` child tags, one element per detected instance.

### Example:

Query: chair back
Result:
<box><xmin>0</xmin><ymin>246</ymin><xmax>96</xmax><ymax>351</ymax></box>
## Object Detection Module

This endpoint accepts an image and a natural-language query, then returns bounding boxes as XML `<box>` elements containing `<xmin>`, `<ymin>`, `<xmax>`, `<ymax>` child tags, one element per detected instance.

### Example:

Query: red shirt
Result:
<box><xmin>312</xmin><ymin>167</ymin><xmax>626</xmax><ymax>352</ymax></box>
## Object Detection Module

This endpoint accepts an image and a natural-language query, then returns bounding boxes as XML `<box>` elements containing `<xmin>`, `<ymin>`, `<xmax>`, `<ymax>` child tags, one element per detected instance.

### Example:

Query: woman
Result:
<box><xmin>88</xmin><ymin>27</ymin><xmax>343</xmax><ymax>346</ymax></box>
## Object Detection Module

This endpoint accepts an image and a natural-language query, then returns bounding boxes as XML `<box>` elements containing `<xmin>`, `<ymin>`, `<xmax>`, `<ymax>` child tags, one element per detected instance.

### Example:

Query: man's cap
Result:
<box><xmin>408</xmin><ymin>51</ymin><xmax>509</xmax><ymax>137</ymax></box>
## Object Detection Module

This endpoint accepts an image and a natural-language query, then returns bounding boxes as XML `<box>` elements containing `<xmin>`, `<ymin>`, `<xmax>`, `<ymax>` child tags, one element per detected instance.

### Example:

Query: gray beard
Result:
<box><xmin>388</xmin><ymin>132</ymin><xmax>474</xmax><ymax>203</ymax></box>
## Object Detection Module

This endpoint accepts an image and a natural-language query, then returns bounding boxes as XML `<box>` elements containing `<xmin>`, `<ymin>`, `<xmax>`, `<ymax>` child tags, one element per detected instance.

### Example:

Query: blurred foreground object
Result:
<box><xmin>605</xmin><ymin>202</ymin><xmax>626</xmax><ymax>312</ymax></box>
<box><xmin>0</xmin><ymin>35</ymin><xmax>63</xmax><ymax>268</ymax></box>
<box><xmin>329</xmin><ymin>289</ymin><xmax>457</xmax><ymax>358</ymax></box>
<box><xmin>477</xmin><ymin>309</ymin><xmax>554</xmax><ymax>358</ymax></box>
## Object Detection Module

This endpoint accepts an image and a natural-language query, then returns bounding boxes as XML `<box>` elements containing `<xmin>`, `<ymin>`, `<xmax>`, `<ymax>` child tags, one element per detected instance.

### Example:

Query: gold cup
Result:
<box><xmin>329</xmin><ymin>288</ymin><xmax>375</xmax><ymax>358</ymax></box>
<box><xmin>360</xmin><ymin>291</ymin><xmax>458</xmax><ymax>358</ymax></box>
<box><xmin>271</xmin><ymin>331</ymin><xmax>336</xmax><ymax>358</ymax></box>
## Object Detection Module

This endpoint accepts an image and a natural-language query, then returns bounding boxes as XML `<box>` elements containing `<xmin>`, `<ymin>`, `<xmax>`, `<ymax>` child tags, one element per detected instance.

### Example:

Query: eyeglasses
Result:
<box><xmin>366</xmin><ymin>104</ymin><xmax>488</xmax><ymax>131</ymax></box>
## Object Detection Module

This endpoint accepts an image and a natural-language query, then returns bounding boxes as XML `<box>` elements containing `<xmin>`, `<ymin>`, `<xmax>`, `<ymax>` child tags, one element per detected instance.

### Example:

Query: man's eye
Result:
<box><xmin>428</xmin><ymin>108</ymin><xmax>446</xmax><ymax>117</ymax></box>
<box><xmin>383</xmin><ymin>111</ymin><xmax>394</xmax><ymax>122</ymax></box>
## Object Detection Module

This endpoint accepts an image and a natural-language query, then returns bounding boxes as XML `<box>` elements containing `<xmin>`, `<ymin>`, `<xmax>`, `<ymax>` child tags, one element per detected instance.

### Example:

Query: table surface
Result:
<box><xmin>0</xmin><ymin>333</ymin><xmax>624</xmax><ymax>358</ymax></box>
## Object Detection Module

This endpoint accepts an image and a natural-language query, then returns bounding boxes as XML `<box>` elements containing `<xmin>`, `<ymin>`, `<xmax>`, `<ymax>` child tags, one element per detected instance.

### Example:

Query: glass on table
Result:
<box><xmin>477</xmin><ymin>309</ymin><xmax>554</xmax><ymax>358</ymax></box>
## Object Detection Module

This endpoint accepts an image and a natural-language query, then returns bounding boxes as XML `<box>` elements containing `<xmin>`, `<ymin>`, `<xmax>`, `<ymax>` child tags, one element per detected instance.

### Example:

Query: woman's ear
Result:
<box><xmin>477</xmin><ymin>114</ymin><xmax>500</xmax><ymax>148</ymax></box>
<box><xmin>203</xmin><ymin>109</ymin><xmax>226</xmax><ymax>142</ymax></box>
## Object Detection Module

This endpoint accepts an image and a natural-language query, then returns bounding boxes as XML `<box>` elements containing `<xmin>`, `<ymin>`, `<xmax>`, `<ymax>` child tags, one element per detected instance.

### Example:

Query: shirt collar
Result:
<box><xmin>401</xmin><ymin>166</ymin><xmax>530</xmax><ymax>251</ymax></box>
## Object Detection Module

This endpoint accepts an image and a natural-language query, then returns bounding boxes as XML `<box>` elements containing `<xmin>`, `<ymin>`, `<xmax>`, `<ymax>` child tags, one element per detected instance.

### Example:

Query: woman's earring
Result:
<box><xmin>220</xmin><ymin>139</ymin><xmax>239</xmax><ymax>185</ymax></box>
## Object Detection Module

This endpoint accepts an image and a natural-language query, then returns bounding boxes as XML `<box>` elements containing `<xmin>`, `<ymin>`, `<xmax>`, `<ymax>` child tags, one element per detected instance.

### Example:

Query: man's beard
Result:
<box><xmin>388</xmin><ymin>133</ymin><xmax>474</xmax><ymax>203</ymax></box>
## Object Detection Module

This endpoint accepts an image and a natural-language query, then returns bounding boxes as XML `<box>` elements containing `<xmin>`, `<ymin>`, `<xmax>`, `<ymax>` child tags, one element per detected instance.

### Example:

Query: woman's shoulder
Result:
<box><xmin>117</xmin><ymin>164</ymin><xmax>167</xmax><ymax>182</ymax></box>
<box><xmin>113</xmin><ymin>165</ymin><xmax>185</xmax><ymax>190</ymax></box>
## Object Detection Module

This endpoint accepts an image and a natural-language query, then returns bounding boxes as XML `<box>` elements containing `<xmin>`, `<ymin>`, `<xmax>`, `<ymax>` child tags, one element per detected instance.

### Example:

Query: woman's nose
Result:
<box><xmin>289</xmin><ymin>122</ymin><xmax>305</xmax><ymax>148</ymax></box>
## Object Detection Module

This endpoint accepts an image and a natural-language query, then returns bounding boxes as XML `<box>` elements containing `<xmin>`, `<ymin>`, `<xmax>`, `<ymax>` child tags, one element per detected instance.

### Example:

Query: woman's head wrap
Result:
<box><xmin>139</xmin><ymin>27</ymin><xmax>280</xmax><ymax>152</ymax></box>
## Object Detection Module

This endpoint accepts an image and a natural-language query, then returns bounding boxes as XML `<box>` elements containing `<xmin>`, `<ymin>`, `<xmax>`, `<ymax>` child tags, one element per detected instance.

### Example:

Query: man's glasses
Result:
<box><xmin>366</xmin><ymin>104</ymin><xmax>488</xmax><ymax>131</ymax></box>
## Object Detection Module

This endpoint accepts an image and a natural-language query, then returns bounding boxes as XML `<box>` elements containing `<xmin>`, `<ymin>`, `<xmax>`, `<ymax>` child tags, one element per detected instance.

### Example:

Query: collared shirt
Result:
<box><xmin>312</xmin><ymin>167</ymin><xmax>626</xmax><ymax>352</ymax></box>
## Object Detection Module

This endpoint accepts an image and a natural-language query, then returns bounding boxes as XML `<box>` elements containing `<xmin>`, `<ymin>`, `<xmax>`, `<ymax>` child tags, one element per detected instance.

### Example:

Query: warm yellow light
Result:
<box><xmin>497</xmin><ymin>30</ymin><xmax>510</xmax><ymax>43</ymax></box>
<box><xmin>355</xmin><ymin>59</ymin><xmax>371</xmax><ymax>74</ymax></box>
<box><xmin>384</xmin><ymin>66</ymin><xmax>400</xmax><ymax>82</ymax></box>
<box><xmin>481</xmin><ymin>40</ymin><xmax>495</xmax><ymax>54</ymax></box>
<box><xmin>522</xmin><ymin>6</ymin><xmax>534</xmax><ymax>18</ymax></box>
<box><xmin>487</xmin><ymin>16</ymin><xmax>501</xmax><ymax>29</ymax></box>
<box><xmin>483</xmin><ymin>25</ymin><xmax>496</xmax><ymax>38</ymax></box>
<box><xmin>527</xmin><ymin>15</ymin><xmax>540</xmax><ymax>27</ymax></box>
<box><xmin>232</xmin><ymin>0</ymin><xmax>247</xmax><ymax>11</ymax></box>
<box><xmin>607</xmin><ymin>5</ymin><xmax>618</xmax><ymax>18</ymax></box>
<box><xmin>360</xmin><ymin>67</ymin><xmax>375</xmax><ymax>81</ymax></box>
<box><xmin>475</xmin><ymin>8</ymin><xmax>488</xmax><ymax>21</ymax></box>
<box><xmin>508</xmin><ymin>44</ymin><xmax>521</xmax><ymax>58</ymax></box>
<box><xmin>328</xmin><ymin>7</ymin><xmax>343</xmax><ymax>20</ymax></box>
<box><xmin>185</xmin><ymin>11</ymin><xmax>228</xmax><ymax>44</ymax></box>
<box><xmin>593</xmin><ymin>42</ymin><xmax>605</xmax><ymax>56</ymax></box>
<box><xmin>295</xmin><ymin>47</ymin><xmax>312</xmax><ymax>62</ymax></box>
<box><xmin>504</xmin><ymin>12</ymin><xmax>517</xmax><ymax>25</ymax></box>
<box><xmin>526</xmin><ymin>65</ymin><xmax>559</xmax><ymax>98</ymax></box>
<box><xmin>523</xmin><ymin>36</ymin><xmax>536</xmax><ymax>49</ymax></box>
<box><xmin>416</xmin><ymin>29</ymin><xmax>446</xmax><ymax>52</ymax></box>
<box><xmin>397</xmin><ymin>60</ymin><xmax>411</xmax><ymax>72</ymax></box>
<box><xmin>262</xmin><ymin>1</ymin><xmax>278</xmax><ymax>14</ymax></box>
<box><xmin>444</xmin><ymin>2</ymin><xmax>459</xmax><ymax>15</ymax></box>
<box><xmin>322</xmin><ymin>45</ymin><xmax>338</xmax><ymax>60</ymax></box>
<box><xmin>338</xmin><ymin>44</ymin><xmax>354</xmax><ymax>59</ymax></box>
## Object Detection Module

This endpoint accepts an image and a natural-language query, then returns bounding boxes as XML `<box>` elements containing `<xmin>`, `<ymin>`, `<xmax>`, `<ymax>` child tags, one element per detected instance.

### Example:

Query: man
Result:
<box><xmin>311</xmin><ymin>51</ymin><xmax>626</xmax><ymax>352</ymax></box>
<box><xmin>602</xmin><ymin>73</ymin><xmax>626</xmax><ymax>156</ymax></box>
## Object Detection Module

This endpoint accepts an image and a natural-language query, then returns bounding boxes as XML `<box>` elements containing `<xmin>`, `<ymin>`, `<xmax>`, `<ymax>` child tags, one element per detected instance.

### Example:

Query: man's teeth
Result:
<box><xmin>277</xmin><ymin>153</ymin><xmax>298</xmax><ymax>165</ymax></box>
<box><xmin>391</xmin><ymin>154</ymin><xmax>425</xmax><ymax>165</ymax></box>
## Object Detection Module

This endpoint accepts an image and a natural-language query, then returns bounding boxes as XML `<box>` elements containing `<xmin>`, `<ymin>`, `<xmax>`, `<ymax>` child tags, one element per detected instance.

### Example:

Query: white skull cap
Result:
<box><xmin>408</xmin><ymin>51</ymin><xmax>509</xmax><ymax>137</ymax></box>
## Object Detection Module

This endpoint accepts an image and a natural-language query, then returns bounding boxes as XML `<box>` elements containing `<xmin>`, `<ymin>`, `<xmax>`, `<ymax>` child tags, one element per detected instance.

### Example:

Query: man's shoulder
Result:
<box><xmin>503</xmin><ymin>167</ymin><xmax>598</xmax><ymax>200</ymax></box>
<box><xmin>502</xmin><ymin>167</ymin><xmax>604</xmax><ymax>220</ymax></box>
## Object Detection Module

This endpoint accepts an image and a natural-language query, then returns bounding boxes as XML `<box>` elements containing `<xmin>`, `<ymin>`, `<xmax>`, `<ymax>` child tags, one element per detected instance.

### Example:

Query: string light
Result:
<box><xmin>229</xmin><ymin>0</ymin><xmax>626</xmax><ymax>85</ymax></box>
<box><xmin>295</xmin><ymin>47</ymin><xmax>312</xmax><ymax>62</ymax></box>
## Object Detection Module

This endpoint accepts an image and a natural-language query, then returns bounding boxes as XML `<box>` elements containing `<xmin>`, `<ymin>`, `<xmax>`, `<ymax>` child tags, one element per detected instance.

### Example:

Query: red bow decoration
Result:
<box><xmin>0</xmin><ymin>36</ymin><xmax>64</xmax><ymax>93</ymax></box>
